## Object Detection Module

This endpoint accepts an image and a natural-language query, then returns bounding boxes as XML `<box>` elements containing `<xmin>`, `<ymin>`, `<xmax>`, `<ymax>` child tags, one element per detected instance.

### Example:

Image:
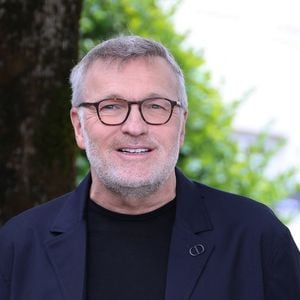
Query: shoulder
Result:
<box><xmin>0</xmin><ymin>192</ymin><xmax>71</xmax><ymax>239</ymax></box>
<box><xmin>189</xmin><ymin>180</ymin><xmax>300</xmax><ymax>294</ymax></box>
<box><xmin>0</xmin><ymin>174</ymin><xmax>91</xmax><ymax>238</ymax></box>
<box><xmin>176</xmin><ymin>168</ymin><xmax>286</xmax><ymax>234</ymax></box>
<box><xmin>191</xmin><ymin>181</ymin><xmax>300</xmax><ymax>260</ymax></box>
<box><xmin>0</xmin><ymin>193</ymin><xmax>71</xmax><ymax>279</ymax></box>
<box><xmin>192</xmin><ymin>179</ymin><xmax>288</xmax><ymax>235</ymax></box>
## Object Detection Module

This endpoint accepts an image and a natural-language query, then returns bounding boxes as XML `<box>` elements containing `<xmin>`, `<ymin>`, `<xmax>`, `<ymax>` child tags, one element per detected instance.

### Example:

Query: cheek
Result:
<box><xmin>84</xmin><ymin>126</ymin><xmax>119</xmax><ymax>151</ymax></box>
<box><xmin>157</xmin><ymin>126</ymin><xmax>184</xmax><ymax>151</ymax></box>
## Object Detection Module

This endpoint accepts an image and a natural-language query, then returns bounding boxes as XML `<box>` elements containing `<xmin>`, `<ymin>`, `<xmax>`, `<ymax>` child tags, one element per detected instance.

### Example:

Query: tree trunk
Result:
<box><xmin>0</xmin><ymin>0</ymin><xmax>83</xmax><ymax>224</ymax></box>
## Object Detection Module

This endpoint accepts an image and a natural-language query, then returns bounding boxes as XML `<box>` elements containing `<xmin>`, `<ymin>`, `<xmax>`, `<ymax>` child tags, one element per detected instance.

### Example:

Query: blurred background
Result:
<box><xmin>1</xmin><ymin>0</ymin><xmax>299</xmax><ymax>246</ymax></box>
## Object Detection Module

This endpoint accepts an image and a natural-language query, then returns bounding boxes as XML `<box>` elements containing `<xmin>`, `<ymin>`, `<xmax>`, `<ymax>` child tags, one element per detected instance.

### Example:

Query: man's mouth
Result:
<box><xmin>118</xmin><ymin>148</ymin><xmax>152</xmax><ymax>154</ymax></box>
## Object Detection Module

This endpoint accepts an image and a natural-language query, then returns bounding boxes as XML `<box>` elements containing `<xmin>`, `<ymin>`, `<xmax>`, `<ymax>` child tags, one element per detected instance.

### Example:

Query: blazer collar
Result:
<box><xmin>49</xmin><ymin>174</ymin><xmax>91</xmax><ymax>233</ymax></box>
<box><xmin>45</xmin><ymin>174</ymin><xmax>91</xmax><ymax>300</ymax></box>
<box><xmin>165</xmin><ymin>168</ymin><xmax>215</xmax><ymax>300</ymax></box>
<box><xmin>175</xmin><ymin>168</ymin><xmax>213</xmax><ymax>233</ymax></box>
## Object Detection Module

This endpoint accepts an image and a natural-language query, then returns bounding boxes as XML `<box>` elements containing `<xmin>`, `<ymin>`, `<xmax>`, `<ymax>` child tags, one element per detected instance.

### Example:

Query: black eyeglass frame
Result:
<box><xmin>76</xmin><ymin>97</ymin><xmax>182</xmax><ymax>126</ymax></box>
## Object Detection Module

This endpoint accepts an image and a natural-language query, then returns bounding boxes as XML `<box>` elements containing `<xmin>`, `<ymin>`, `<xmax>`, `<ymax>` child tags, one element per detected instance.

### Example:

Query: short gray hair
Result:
<box><xmin>69</xmin><ymin>35</ymin><xmax>187</xmax><ymax>109</ymax></box>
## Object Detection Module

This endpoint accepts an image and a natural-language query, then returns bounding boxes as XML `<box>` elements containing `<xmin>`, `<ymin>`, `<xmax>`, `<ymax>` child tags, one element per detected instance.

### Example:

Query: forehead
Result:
<box><xmin>85</xmin><ymin>56</ymin><xmax>175</xmax><ymax>77</ymax></box>
<box><xmin>83</xmin><ymin>57</ymin><xmax>178</xmax><ymax>99</ymax></box>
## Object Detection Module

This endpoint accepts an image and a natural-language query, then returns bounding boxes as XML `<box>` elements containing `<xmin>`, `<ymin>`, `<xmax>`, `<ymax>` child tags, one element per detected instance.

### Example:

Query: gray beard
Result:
<box><xmin>80</xmin><ymin>117</ymin><xmax>180</xmax><ymax>201</ymax></box>
<box><xmin>85</xmin><ymin>143</ymin><xmax>178</xmax><ymax>201</ymax></box>
<box><xmin>89</xmin><ymin>150</ymin><xmax>175</xmax><ymax>200</ymax></box>
<box><xmin>96</xmin><ymin>173</ymin><xmax>164</xmax><ymax>200</ymax></box>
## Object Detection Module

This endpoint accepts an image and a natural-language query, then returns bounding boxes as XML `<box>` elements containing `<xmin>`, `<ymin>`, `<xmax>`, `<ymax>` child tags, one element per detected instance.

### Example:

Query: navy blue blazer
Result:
<box><xmin>0</xmin><ymin>169</ymin><xmax>299</xmax><ymax>299</ymax></box>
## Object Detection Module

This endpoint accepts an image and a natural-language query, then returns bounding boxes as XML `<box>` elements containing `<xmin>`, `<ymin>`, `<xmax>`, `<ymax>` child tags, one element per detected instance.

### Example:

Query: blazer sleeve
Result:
<box><xmin>0</xmin><ymin>229</ymin><xmax>14</xmax><ymax>300</ymax></box>
<box><xmin>0</xmin><ymin>272</ymin><xmax>10</xmax><ymax>300</ymax></box>
<box><xmin>264</xmin><ymin>228</ymin><xmax>300</xmax><ymax>299</ymax></box>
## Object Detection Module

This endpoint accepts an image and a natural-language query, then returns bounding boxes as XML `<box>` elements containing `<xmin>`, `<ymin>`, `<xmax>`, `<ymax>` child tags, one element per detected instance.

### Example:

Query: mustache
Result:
<box><xmin>111</xmin><ymin>137</ymin><xmax>159</xmax><ymax>148</ymax></box>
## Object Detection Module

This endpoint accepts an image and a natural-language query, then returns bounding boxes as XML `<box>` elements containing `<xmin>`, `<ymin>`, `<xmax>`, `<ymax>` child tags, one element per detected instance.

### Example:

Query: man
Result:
<box><xmin>0</xmin><ymin>36</ymin><xmax>299</xmax><ymax>300</ymax></box>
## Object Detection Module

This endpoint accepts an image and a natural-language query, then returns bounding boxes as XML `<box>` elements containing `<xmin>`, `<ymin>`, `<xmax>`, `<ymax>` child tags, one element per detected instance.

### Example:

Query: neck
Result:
<box><xmin>89</xmin><ymin>171</ymin><xmax>176</xmax><ymax>215</ymax></box>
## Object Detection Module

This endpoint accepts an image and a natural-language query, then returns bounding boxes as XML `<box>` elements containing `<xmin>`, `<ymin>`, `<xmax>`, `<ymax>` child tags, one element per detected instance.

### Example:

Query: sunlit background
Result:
<box><xmin>164</xmin><ymin>0</ymin><xmax>300</xmax><ymax>246</ymax></box>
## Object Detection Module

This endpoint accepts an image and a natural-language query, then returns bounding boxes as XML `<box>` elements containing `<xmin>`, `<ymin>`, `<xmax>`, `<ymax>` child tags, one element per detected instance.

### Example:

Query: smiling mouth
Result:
<box><xmin>118</xmin><ymin>148</ymin><xmax>152</xmax><ymax>154</ymax></box>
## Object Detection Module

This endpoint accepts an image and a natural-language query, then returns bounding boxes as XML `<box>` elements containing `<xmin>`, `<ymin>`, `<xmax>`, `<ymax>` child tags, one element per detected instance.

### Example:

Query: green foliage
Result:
<box><xmin>78</xmin><ymin>0</ymin><xmax>299</xmax><ymax>206</ymax></box>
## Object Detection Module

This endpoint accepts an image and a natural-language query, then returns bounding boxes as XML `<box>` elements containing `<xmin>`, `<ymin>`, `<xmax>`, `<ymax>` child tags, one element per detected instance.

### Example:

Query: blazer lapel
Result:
<box><xmin>44</xmin><ymin>175</ymin><xmax>91</xmax><ymax>300</ymax></box>
<box><xmin>165</xmin><ymin>169</ymin><xmax>215</xmax><ymax>300</ymax></box>
<box><xmin>45</xmin><ymin>223</ymin><xmax>86</xmax><ymax>299</ymax></box>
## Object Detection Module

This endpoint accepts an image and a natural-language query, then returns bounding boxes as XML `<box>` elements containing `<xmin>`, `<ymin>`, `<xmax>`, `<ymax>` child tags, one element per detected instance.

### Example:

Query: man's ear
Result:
<box><xmin>179</xmin><ymin>110</ymin><xmax>187</xmax><ymax>147</ymax></box>
<box><xmin>70</xmin><ymin>107</ymin><xmax>86</xmax><ymax>150</ymax></box>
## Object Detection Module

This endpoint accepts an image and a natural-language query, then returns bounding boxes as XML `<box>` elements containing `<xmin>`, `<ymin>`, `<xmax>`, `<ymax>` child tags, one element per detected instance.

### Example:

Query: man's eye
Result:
<box><xmin>100</xmin><ymin>103</ymin><xmax>125</xmax><ymax>112</ymax></box>
<box><xmin>102</xmin><ymin>104</ymin><xmax>119</xmax><ymax>110</ymax></box>
<box><xmin>152</xmin><ymin>104</ymin><xmax>163</xmax><ymax>109</ymax></box>
<box><xmin>146</xmin><ymin>103</ymin><xmax>167</xmax><ymax>110</ymax></box>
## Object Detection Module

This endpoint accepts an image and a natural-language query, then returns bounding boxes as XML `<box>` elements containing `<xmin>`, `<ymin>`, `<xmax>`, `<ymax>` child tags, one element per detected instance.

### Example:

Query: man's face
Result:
<box><xmin>71</xmin><ymin>57</ymin><xmax>187</xmax><ymax>197</ymax></box>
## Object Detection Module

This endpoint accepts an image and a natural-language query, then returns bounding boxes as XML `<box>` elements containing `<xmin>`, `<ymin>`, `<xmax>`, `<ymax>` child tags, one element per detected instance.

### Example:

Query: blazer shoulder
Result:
<box><xmin>0</xmin><ymin>192</ymin><xmax>71</xmax><ymax>237</ymax></box>
<box><xmin>192</xmin><ymin>180</ymin><xmax>287</xmax><ymax>233</ymax></box>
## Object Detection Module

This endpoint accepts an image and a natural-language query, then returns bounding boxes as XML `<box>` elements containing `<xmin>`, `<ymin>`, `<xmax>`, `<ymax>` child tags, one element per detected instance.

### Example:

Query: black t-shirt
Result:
<box><xmin>86</xmin><ymin>198</ymin><xmax>176</xmax><ymax>300</ymax></box>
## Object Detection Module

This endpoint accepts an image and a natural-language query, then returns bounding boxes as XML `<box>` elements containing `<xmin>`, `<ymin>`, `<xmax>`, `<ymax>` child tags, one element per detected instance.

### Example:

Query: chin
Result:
<box><xmin>115</xmin><ymin>174</ymin><xmax>156</xmax><ymax>187</ymax></box>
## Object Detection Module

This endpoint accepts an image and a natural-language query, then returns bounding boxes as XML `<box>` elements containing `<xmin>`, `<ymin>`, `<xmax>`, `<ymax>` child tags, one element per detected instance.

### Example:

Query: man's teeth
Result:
<box><xmin>120</xmin><ymin>148</ymin><xmax>150</xmax><ymax>153</ymax></box>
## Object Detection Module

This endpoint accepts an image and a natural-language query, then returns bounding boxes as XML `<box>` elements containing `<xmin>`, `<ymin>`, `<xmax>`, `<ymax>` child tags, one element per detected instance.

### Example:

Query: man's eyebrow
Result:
<box><xmin>99</xmin><ymin>93</ymin><xmax>125</xmax><ymax>99</ymax></box>
<box><xmin>145</xmin><ymin>92</ymin><xmax>168</xmax><ymax>98</ymax></box>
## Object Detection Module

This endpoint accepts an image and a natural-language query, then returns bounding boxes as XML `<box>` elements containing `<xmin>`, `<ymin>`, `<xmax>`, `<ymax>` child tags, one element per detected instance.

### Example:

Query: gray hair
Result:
<box><xmin>69</xmin><ymin>35</ymin><xmax>187</xmax><ymax>109</ymax></box>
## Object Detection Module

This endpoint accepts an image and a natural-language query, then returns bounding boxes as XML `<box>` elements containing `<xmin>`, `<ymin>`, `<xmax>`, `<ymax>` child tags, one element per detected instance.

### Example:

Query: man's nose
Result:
<box><xmin>120</xmin><ymin>105</ymin><xmax>148</xmax><ymax>136</ymax></box>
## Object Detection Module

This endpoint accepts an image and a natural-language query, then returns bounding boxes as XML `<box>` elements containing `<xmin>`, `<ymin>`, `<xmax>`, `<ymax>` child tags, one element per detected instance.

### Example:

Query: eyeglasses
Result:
<box><xmin>77</xmin><ymin>97</ymin><xmax>182</xmax><ymax>126</ymax></box>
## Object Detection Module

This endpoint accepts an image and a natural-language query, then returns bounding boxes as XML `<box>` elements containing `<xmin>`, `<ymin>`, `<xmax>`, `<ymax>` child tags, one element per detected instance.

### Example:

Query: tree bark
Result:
<box><xmin>0</xmin><ymin>0</ymin><xmax>82</xmax><ymax>223</ymax></box>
